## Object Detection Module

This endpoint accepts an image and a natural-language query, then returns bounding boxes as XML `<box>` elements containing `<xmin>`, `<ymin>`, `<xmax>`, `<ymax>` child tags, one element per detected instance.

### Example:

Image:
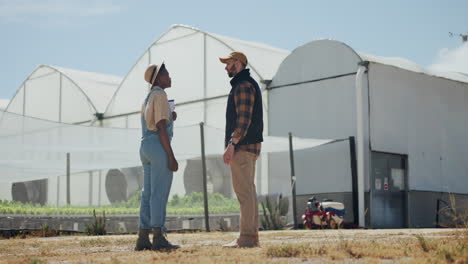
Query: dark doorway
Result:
<box><xmin>371</xmin><ymin>152</ymin><xmax>407</xmax><ymax>228</ymax></box>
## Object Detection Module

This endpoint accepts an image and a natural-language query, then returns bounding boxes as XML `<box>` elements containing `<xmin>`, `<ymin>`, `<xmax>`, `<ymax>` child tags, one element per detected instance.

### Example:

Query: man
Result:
<box><xmin>220</xmin><ymin>51</ymin><xmax>263</xmax><ymax>248</ymax></box>
<box><xmin>134</xmin><ymin>63</ymin><xmax>179</xmax><ymax>251</ymax></box>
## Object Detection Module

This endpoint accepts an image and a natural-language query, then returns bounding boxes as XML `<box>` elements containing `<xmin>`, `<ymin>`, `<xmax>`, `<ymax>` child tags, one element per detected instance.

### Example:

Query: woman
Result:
<box><xmin>135</xmin><ymin>63</ymin><xmax>179</xmax><ymax>251</ymax></box>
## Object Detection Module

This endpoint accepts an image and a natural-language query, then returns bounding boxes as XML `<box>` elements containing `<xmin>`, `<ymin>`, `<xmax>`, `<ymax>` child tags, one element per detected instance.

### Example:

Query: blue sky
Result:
<box><xmin>1</xmin><ymin>0</ymin><xmax>467</xmax><ymax>100</ymax></box>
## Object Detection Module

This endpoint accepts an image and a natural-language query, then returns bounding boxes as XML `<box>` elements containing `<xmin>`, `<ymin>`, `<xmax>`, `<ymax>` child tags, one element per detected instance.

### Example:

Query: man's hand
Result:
<box><xmin>172</xmin><ymin>111</ymin><xmax>177</xmax><ymax>121</ymax></box>
<box><xmin>223</xmin><ymin>144</ymin><xmax>235</xmax><ymax>165</ymax></box>
<box><xmin>169</xmin><ymin>155</ymin><xmax>178</xmax><ymax>171</ymax></box>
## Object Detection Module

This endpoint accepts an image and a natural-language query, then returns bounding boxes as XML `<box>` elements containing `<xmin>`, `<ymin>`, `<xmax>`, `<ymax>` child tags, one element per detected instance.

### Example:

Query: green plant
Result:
<box><xmin>111</xmin><ymin>191</ymin><xmax>141</xmax><ymax>208</ymax></box>
<box><xmin>0</xmin><ymin>192</ymin><xmax>241</xmax><ymax>216</ymax></box>
<box><xmin>28</xmin><ymin>258</ymin><xmax>44</xmax><ymax>264</ymax></box>
<box><xmin>260</xmin><ymin>194</ymin><xmax>289</xmax><ymax>230</ymax></box>
<box><xmin>85</xmin><ymin>210</ymin><xmax>106</xmax><ymax>236</ymax></box>
<box><xmin>169</xmin><ymin>194</ymin><xmax>181</xmax><ymax>206</ymax></box>
<box><xmin>40</xmin><ymin>224</ymin><xmax>49</xmax><ymax>237</ymax></box>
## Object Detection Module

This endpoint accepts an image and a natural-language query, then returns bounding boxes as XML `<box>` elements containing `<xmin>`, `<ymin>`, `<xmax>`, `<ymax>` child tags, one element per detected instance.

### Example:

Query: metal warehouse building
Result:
<box><xmin>267</xmin><ymin>39</ymin><xmax>468</xmax><ymax>228</ymax></box>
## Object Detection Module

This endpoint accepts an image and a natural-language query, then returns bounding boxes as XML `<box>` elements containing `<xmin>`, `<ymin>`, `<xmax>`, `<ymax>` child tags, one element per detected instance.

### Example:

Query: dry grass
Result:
<box><xmin>0</xmin><ymin>229</ymin><xmax>467</xmax><ymax>264</ymax></box>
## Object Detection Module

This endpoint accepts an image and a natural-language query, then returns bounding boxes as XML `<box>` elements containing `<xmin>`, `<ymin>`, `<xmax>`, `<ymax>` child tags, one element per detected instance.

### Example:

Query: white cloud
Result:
<box><xmin>429</xmin><ymin>43</ymin><xmax>468</xmax><ymax>74</ymax></box>
<box><xmin>0</xmin><ymin>0</ymin><xmax>124</xmax><ymax>24</ymax></box>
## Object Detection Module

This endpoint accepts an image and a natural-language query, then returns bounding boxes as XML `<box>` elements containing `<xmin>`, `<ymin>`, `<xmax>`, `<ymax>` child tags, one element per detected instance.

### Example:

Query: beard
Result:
<box><xmin>227</xmin><ymin>64</ymin><xmax>237</xmax><ymax>78</ymax></box>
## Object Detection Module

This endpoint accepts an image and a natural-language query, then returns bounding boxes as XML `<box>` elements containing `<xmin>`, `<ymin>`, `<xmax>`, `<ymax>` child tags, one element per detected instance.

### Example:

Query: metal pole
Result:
<box><xmin>88</xmin><ymin>171</ymin><xmax>93</xmax><ymax>206</ymax></box>
<box><xmin>203</xmin><ymin>33</ymin><xmax>207</xmax><ymax>123</ymax></box>
<box><xmin>289</xmin><ymin>132</ymin><xmax>298</xmax><ymax>229</ymax></box>
<box><xmin>23</xmin><ymin>82</ymin><xmax>26</xmax><ymax>116</ymax></box>
<box><xmin>56</xmin><ymin>176</ymin><xmax>60</xmax><ymax>206</ymax></box>
<box><xmin>349</xmin><ymin>136</ymin><xmax>359</xmax><ymax>225</ymax></box>
<box><xmin>355</xmin><ymin>63</ymin><xmax>367</xmax><ymax>227</ymax></box>
<box><xmin>98</xmin><ymin>171</ymin><xmax>102</xmax><ymax>206</ymax></box>
<box><xmin>66</xmin><ymin>152</ymin><xmax>70</xmax><ymax>205</ymax></box>
<box><xmin>59</xmin><ymin>74</ymin><xmax>62</xmax><ymax>122</ymax></box>
<box><xmin>200</xmin><ymin>122</ymin><xmax>210</xmax><ymax>232</ymax></box>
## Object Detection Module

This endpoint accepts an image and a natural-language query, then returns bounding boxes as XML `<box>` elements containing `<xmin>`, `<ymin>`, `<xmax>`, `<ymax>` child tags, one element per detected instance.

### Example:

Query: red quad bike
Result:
<box><xmin>301</xmin><ymin>197</ymin><xmax>345</xmax><ymax>229</ymax></box>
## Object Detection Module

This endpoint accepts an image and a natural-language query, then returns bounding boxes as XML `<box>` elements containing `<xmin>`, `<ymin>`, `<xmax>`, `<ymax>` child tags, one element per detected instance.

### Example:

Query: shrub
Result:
<box><xmin>260</xmin><ymin>194</ymin><xmax>289</xmax><ymax>230</ymax></box>
<box><xmin>85</xmin><ymin>210</ymin><xmax>106</xmax><ymax>236</ymax></box>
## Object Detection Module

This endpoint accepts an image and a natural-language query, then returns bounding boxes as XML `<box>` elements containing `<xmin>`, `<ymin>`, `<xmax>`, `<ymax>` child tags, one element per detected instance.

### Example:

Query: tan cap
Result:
<box><xmin>219</xmin><ymin>51</ymin><xmax>248</xmax><ymax>66</ymax></box>
<box><xmin>144</xmin><ymin>64</ymin><xmax>163</xmax><ymax>85</ymax></box>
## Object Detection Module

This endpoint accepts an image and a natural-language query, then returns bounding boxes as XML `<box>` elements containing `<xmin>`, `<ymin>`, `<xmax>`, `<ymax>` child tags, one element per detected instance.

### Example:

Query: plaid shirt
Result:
<box><xmin>231</xmin><ymin>81</ymin><xmax>261</xmax><ymax>156</ymax></box>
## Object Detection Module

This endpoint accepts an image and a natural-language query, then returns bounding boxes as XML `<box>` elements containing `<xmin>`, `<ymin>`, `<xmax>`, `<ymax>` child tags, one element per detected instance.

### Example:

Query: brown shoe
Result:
<box><xmin>222</xmin><ymin>239</ymin><xmax>239</xmax><ymax>248</ymax></box>
<box><xmin>253</xmin><ymin>233</ymin><xmax>260</xmax><ymax>247</ymax></box>
<box><xmin>237</xmin><ymin>235</ymin><xmax>260</xmax><ymax>248</ymax></box>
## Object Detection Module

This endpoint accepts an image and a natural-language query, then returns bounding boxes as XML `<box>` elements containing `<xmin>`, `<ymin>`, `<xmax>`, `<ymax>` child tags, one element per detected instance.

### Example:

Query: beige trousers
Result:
<box><xmin>230</xmin><ymin>150</ymin><xmax>259</xmax><ymax>245</ymax></box>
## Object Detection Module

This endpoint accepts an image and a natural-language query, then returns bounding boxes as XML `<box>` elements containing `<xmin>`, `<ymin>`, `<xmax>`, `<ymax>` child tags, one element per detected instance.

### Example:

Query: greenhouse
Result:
<box><xmin>0</xmin><ymin>25</ymin><xmax>301</xmax><ymax>222</ymax></box>
<box><xmin>103</xmin><ymin>24</ymin><xmax>289</xmax><ymax>129</ymax></box>
<box><xmin>2</xmin><ymin>26</ymin><xmax>466</xmax><ymax>230</ymax></box>
<box><xmin>96</xmin><ymin>24</ymin><xmax>293</xmax><ymax>212</ymax></box>
<box><xmin>4</xmin><ymin>65</ymin><xmax>122</xmax><ymax>125</ymax></box>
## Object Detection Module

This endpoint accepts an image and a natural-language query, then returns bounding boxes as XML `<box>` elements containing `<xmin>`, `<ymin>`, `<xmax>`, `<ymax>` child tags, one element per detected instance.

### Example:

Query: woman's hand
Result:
<box><xmin>169</xmin><ymin>155</ymin><xmax>178</xmax><ymax>172</ymax></box>
<box><xmin>156</xmin><ymin>119</ymin><xmax>178</xmax><ymax>172</ymax></box>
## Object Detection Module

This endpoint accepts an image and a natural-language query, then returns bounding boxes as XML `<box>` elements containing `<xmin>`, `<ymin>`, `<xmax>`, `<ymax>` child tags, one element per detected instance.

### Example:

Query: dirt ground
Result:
<box><xmin>0</xmin><ymin>228</ymin><xmax>467</xmax><ymax>263</ymax></box>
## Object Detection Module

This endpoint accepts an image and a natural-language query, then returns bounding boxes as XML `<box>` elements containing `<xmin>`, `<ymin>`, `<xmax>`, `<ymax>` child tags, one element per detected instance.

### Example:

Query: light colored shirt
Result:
<box><xmin>142</xmin><ymin>87</ymin><xmax>170</xmax><ymax>131</ymax></box>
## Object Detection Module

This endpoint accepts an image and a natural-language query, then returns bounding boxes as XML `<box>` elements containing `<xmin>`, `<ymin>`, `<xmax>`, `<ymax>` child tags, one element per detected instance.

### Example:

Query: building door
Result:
<box><xmin>371</xmin><ymin>152</ymin><xmax>407</xmax><ymax>228</ymax></box>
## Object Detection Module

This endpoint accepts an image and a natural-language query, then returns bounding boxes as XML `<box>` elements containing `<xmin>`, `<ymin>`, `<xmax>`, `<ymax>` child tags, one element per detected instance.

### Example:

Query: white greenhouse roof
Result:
<box><xmin>105</xmin><ymin>24</ymin><xmax>290</xmax><ymax>118</ymax></box>
<box><xmin>5</xmin><ymin>65</ymin><xmax>122</xmax><ymax>123</ymax></box>
<box><xmin>51</xmin><ymin>66</ymin><xmax>122</xmax><ymax>113</ymax></box>
<box><xmin>273</xmin><ymin>39</ymin><xmax>468</xmax><ymax>87</ymax></box>
<box><xmin>0</xmin><ymin>99</ymin><xmax>8</xmax><ymax>110</ymax></box>
<box><xmin>359</xmin><ymin>52</ymin><xmax>468</xmax><ymax>84</ymax></box>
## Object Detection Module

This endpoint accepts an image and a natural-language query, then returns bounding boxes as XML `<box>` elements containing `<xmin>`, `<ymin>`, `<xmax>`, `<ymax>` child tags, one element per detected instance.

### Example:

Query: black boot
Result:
<box><xmin>152</xmin><ymin>227</ymin><xmax>180</xmax><ymax>251</ymax></box>
<box><xmin>134</xmin><ymin>229</ymin><xmax>152</xmax><ymax>251</ymax></box>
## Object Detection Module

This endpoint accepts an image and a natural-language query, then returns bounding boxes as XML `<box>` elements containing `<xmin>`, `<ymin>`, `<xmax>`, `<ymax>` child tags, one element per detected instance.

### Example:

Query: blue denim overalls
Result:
<box><xmin>139</xmin><ymin>87</ymin><xmax>174</xmax><ymax>230</ymax></box>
